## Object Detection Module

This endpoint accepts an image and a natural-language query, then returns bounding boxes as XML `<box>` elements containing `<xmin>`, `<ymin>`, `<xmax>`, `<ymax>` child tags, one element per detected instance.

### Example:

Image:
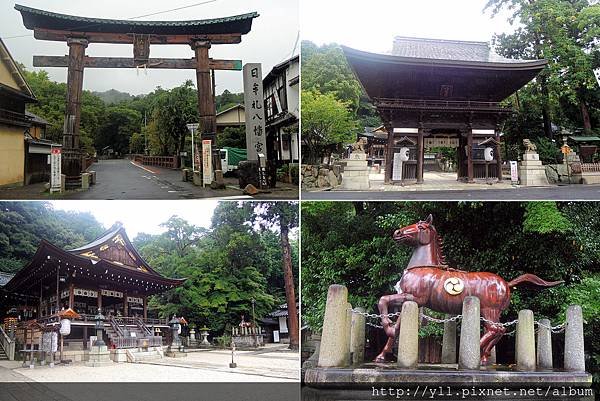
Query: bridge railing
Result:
<box><xmin>128</xmin><ymin>154</ymin><xmax>178</xmax><ymax>169</ymax></box>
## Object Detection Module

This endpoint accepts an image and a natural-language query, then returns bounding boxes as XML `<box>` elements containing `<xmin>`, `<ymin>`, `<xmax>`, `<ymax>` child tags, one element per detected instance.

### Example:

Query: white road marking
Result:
<box><xmin>130</xmin><ymin>161</ymin><xmax>159</xmax><ymax>175</ymax></box>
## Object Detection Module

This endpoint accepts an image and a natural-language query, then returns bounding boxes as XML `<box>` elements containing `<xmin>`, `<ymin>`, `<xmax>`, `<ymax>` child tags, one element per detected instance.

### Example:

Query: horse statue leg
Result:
<box><xmin>374</xmin><ymin>293</ymin><xmax>415</xmax><ymax>362</ymax></box>
<box><xmin>480</xmin><ymin>308</ymin><xmax>506</xmax><ymax>365</ymax></box>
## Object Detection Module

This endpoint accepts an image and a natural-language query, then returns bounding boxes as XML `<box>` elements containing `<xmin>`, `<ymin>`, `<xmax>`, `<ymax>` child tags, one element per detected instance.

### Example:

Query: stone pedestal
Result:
<box><xmin>85</xmin><ymin>345</ymin><xmax>112</xmax><ymax>367</ymax></box>
<box><xmin>166</xmin><ymin>345</ymin><xmax>187</xmax><ymax>358</ymax></box>
<box><xmin>340</xmin><ymin>152</ymin><xmax>369</xmax><ymax>190</ymax></box>
<box><xmin>193</xmin><ymin>171</ymin><xmax>202</xmax><ymax>186</ymax></box>
<box><xmin>81</xmin><ymin>173</ymin><xmax>91</xmax><ymax>189</ymax></box>
<box><xmin>518</xmin><ymin>152</ymin><xmax>549</xmax><ymax>186</ymax></box>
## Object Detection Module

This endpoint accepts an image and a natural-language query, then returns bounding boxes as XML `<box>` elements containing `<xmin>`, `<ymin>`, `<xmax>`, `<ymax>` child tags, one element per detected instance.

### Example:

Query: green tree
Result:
<box><xmin>301</xmin><ymin>90</ymin><xmax>357</xmax><ymax>164</ymax></box>
<box><xmin>488</xmin><ymin>0</ymin><xmax>600</xmax><ymax>136</ymax></box>
<box><xmin>217</xmin><ymin>126</ymin><xmax>246</xmax><ymax>149</ymax></box>
<box><xmin>247</xmin><ymin>202</ymin><xmax>300</xmax><ymax>350</ymax></box>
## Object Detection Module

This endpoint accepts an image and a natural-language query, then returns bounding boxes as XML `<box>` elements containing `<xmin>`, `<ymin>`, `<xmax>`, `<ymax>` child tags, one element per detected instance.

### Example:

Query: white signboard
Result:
<box><xmin>594</xmin><ymin>68</ymin><xmax>600</xmax><ymax>87</ymax></box>
<box><xmin>510</xmin><ymin>161</ymin><xmax>519</xmax><ymax>183</ymax></box>
<box><xmin>50</xmin><ymin>147</ymin><xmax>61</xmax><ymax>193</ymax></box>
<box><xmin>392</xmin><ymin>153</ymin><xmax>404</xmax><ymax>181</ymax></box>
<box><xmin>202</xmin><ymin>139</ymin><xmax>212</xmax><ymax>186</ymax></box>
<box><xmin>243</xmin><ymin>63</ymin><xmax>266</xmax><ymax>161</ymax></box>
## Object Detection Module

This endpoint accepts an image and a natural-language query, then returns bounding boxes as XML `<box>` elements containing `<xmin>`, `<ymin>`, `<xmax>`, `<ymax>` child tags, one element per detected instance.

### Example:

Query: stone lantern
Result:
<box><xmin>168</xmin><ymin>315</ymin><xmax>182</xmax><ymax>349</ymax></box>
<box><xmin>94</xmin><ymin>308</ymin><xmax>106</xmax><ymax>347</ymax></box>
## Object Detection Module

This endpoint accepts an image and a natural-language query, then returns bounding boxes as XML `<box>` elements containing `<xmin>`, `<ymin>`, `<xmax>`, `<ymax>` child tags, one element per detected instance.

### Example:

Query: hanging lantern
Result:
<box><xmin>484</xmin><ymin>147</ymin><xmax>494</xmax><ymax>162</ymax></box>
<box><xmin>59</xmin><ymin>319</ymin><xmax>71</xmax><ymax>336</ymax></box>
<box><xmin>399</xmin><ymin>147</ymin><xmax>410</xmax><ymax>162</ymax></box>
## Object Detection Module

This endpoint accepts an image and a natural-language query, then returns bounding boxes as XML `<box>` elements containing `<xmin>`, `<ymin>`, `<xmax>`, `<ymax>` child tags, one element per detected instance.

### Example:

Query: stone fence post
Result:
<box><xmin>564</xmin><ymin>305</ymin><xmax>585</xmax><ymax>372</ymax></box>
<box><xmin>441</xmin><ymin>316</ymin><xmax>457</xmax><ymax>364</ymax></box>
<box><xmin>536</xmin><ymin>318</ymin><xmax>553</xmax><ymax>370</ymax></box>
<box><xmin>397</xmin><ymin>301</ymin><xmax>419</xmax><ymax>369</ymax></box>
<box><xmin>350</xmin><ymin>307</ymin><xmax>365</xmax><ymax>365</ymax></box>
<box><xmin>516</xmin><ymin>309</ymin><xmax>536</xmax><ymax>371</ymax></box>
<box><xmin>318</xmin><ymin>284</ymin><xmax>349</xmax><ymax>368</ymax></box>
<box><xmin>458</xmin><ymin>296</ymin><xmax>480</xmax><ymax>370</ymax></box>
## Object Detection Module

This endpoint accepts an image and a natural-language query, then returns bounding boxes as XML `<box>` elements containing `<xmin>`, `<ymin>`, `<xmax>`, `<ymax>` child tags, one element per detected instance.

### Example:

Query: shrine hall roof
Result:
<box><xmin>15</xmin><ymin>4</ymin><xmax>258</xmax><ymax>36</ymax></box>
<box><xmin>392</xmin><ymin>36</ymin><xmax>527</xmax><ymax>64</ymax></box>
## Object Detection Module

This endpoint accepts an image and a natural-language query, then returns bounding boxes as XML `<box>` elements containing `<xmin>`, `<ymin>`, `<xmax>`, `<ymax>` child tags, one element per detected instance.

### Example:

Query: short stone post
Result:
<box><xmin>441</xmin><ymin>316</ymin><xmax>457</xmax><ymax>364</ymax></box>
<box><xmin>516</xmin><ymin>309</ymin><xmax>536</xmax><ymax>371</ymax></box>
<box><xmin>318</xmin><ymin>285</ymin><xmax>349</xmax><ymax>368</ymax></box>
<box><xmin>564</xmin><ymin>305</ymin><xmax>585</xmax><ymax>372</ymax></box>
<box><xmin>350</xmin><ymin>307</ymin><xmax>366</xmax><ymax>365</ymax></box>
<box><xmin>536</xmin><ymin>318</ymin><xmax>553</xmax><ymax>370</ymax></box>
<box><xmin>458</xmin><ymin>296</ymin><xmax>480</xmax><ymax>370</ymax></box>
<box><xmin>397</xmin><ymin>301</ymin><xmax>419</xmax><ymax>369</ymax></box>
<box><xmin>346</xmin><ymin>303</ymin><xmax>352</xmax><ymax>365</ymax></box>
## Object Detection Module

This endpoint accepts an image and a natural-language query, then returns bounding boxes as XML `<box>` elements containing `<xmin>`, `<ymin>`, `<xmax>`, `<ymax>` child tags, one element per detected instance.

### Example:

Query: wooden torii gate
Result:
<box><xmin>15</xmin><ymin>4</ymin><xmax>258</xmax><ymax>182</ymax></box>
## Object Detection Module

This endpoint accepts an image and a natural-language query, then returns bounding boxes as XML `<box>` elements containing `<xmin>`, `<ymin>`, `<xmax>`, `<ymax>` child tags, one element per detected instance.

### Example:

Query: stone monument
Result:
<box><xmin>518</xmin><ymin>139</ymin><xmax>550</xmax><ymax>186</ymax></box>
<box><xmin>340</xmin><ymin>139</ymin><xmax>370</xmax><ymax>190</ymax></box>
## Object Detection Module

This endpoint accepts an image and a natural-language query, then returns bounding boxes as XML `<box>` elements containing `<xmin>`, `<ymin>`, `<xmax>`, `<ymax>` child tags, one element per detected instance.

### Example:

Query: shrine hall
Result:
<box><xmin>343</xmin><ymin>36</ymin><xmax>547</xmax><ymax>184</ymax></box>
<box><xmin>1</xmin><ymin>225</ymin><xmax>185</xmax><ymax>352</ymax></box>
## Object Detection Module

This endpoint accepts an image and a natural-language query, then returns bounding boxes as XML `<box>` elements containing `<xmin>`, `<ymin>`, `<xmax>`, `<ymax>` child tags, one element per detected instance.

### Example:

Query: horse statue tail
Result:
<box><xmin>508</xmin><ymin>273</ymin><xmax>564</xmax><ymax>288</ymax></box>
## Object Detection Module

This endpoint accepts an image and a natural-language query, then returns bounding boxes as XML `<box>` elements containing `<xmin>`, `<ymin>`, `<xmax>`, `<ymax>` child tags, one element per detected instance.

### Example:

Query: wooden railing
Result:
<box><xmin>0</xmin><ymin>108</ymin><xmax>31</xmax><ymax>127</ymax></box>
<box><xmin>0</xmin><ymin>325</ymin><xmax>15</xmax><ymax>361</ymax></box>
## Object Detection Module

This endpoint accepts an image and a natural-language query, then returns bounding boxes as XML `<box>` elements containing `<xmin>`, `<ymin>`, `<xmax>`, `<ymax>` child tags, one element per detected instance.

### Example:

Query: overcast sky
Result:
<box><xmin>50</xmin><ymin>200</ymin><xmax>218</xmax><ymax>238</ymax></box>
<box><xmin>1</xmin><ymin>0</ymin><xmax>298</xmax><ymax>95</ymax></box>
<box><xmin>301</xmin><ymin>0</ymin><xmax>517</xmax><ymax>53</ymax></box>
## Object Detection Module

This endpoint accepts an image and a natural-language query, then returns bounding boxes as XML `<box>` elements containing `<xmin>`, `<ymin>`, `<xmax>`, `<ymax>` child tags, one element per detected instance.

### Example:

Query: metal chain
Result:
<box><xmin>536</xmin><ymin>321</ymin><xmax>566</xmax><ymax>333</ymax></box>
<box><xmin>351</xmin><ymin>307</ymin><xmax>566</xmax><ymax>334</ymax></box>
<box><xmin>420</xmin><ymin>313</ymin><xmax>462</xmax><ymax>324</ymax></box>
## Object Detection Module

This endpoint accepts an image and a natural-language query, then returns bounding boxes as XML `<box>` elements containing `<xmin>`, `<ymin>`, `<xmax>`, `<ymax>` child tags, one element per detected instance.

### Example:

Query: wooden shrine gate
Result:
<box><xmin>15</xmin><ymin>4</ymin><xmax>258</xmax><ymax>183</ymax></box>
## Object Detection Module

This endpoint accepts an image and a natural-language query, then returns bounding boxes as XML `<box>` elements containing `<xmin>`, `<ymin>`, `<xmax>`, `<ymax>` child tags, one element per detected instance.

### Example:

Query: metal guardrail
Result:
<box><xmin>0</xmin><ymin>325</ymin><xmax>15</xmax><ymax>361</ymax></box>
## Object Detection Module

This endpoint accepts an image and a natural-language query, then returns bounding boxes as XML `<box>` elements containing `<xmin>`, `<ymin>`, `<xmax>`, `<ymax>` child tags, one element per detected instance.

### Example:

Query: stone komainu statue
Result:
<box><xmin>523</xmin><ymin>139</ymin><xmax>537</xmax><ymax>152</ymax></box>
<box><xmin>351</xmin><ymin>137</ymin><xmax>367</xmax><ymax>153</ymax></box>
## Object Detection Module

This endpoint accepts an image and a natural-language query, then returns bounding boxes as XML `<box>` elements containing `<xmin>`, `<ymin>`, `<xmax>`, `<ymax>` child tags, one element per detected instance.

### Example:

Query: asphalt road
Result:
<box><xmin>73</xmin><ymin>159</ymin><xmax>248</xmax><ymax>200</ymax></box>
<box><xmin>301</xmin><ymin>185</ymin><xmax>600</xmax><ymax>201</ymax></box>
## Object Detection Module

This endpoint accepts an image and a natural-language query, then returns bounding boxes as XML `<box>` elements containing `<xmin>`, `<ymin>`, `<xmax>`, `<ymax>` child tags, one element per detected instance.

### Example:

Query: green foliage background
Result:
<box><xmin>301</xmin><ymin>201</ymin><xmax>600</xmax><ymax>383</ymax></box>
<box><xmin>0</xmin><ymin>202</ymin><xmax>298</xmax><ymax>336</ymax></box>
<box><xmin>20</xmin><ymin>66</ymin><xmax>244</xmax><ymax>157</ymax></box>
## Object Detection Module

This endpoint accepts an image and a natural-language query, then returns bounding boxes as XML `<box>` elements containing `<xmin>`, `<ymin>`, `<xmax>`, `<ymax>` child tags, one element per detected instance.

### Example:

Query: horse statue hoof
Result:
<box><xmin>374</xmin><ymin>355</ymin><xmax>386</xmax><ymax>363</ymax></box>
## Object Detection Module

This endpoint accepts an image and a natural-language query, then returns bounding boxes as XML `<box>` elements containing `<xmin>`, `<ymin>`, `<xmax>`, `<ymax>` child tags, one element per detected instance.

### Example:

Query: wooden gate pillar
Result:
<box><xmin>63</xmin><ymin>38</ymin><xmax>88</xmax><ymax>177</ymax></box>
<box><xmin>495</xmin><ymin>129</ymin><xmax>503</xmax><ymax>181</ymax></box>
<box><xmin>384</xmin><ymin>124</ymin><xmax>394</xmax><ymax>184</ymax></box>
<box><xmin>416</xmin><ymin>125</ymin><xmax>424</xmax><ymax>184</ymax></box>
<box><xmin>191</xmin><ymin>40</ymin><xmax>216</xmax><ymax>141</ymax></box>
<box><xmin>467</xmin><ymin>129</ymin><xmax>474</xmax><ymax>183</ymax></box>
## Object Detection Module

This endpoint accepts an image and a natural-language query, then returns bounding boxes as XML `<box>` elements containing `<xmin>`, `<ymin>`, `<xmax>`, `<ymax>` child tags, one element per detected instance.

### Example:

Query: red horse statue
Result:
<box><xmin>375</xmin><ymin>215</ymin><xmax>563</xmax><ymax>364</ymax></box>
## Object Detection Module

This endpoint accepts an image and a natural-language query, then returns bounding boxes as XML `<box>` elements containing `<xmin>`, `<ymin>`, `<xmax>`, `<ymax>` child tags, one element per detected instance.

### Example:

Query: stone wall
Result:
<box><xmin>302</xmin><ymin>165</ymin><xmax>342</xmax><ymax>189</ymax></box>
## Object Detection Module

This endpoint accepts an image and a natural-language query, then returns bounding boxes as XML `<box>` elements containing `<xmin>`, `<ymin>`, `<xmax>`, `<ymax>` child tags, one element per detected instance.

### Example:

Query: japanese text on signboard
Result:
<box><xmin>243</xmin><ymin>63</ymin><xmax>266</xmax><ymax>161</ymax></box>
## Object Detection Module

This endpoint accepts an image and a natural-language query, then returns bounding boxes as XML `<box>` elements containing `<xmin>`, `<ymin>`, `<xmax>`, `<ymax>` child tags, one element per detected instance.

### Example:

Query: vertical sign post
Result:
<box><xmin>243</xmin><ymin>63</ymin><xmax>266</xmax><ymax>161</ymax></box>
<box><xmin>202</xmin><ymin>139</ymin><xmax>212</xmax><ymax>187</ymax></box>
<box><xmin>186</xmin><ymin>123</ymin><xmax>200</xmax><ymax>172</ymax></box>
<box><xmin>50</xmin><ymin>146</ymin><xmax>62</xmax><ymax>193</ymax></box>
<box><xmin>510</xmin><ymin>160</ymin><xmax>519</xmax><ymax>185</ymax></box>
